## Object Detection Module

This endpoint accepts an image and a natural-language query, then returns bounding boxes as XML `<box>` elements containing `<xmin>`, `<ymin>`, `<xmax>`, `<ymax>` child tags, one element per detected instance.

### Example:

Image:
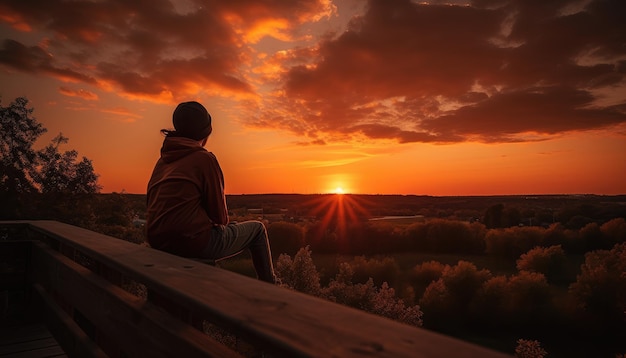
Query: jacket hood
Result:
<box><xmin>160</xmin><ymin>136</ymin><xmax>205</xmax><ymax>163</ymax></box>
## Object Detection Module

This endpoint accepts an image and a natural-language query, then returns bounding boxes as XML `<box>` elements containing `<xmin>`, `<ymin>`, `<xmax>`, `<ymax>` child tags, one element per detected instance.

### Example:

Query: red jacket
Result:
<box><xmin>146</xmin><ymin>136</ymin><xmax>228</xmax><ymax>256</ymax></box>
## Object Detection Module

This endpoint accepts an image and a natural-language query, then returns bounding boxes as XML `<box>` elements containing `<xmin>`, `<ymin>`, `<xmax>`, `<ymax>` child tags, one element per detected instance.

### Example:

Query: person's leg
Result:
<box><xmin>201</xmin><ymin>221</ymin><xmax>276</xmax><ymax>283</ymax></box>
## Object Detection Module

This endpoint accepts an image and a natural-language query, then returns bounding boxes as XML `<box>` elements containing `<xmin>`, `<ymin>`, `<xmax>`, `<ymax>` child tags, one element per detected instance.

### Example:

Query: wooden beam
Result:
<box><xmin>30</xmin><ymin>241</ymin><xmax>240</xmax><ymax>358</ymax></box>
<box><xmin>32</xmin><ymin>283</ymin><xmax>106</xmax><ymax>358</ymax></box>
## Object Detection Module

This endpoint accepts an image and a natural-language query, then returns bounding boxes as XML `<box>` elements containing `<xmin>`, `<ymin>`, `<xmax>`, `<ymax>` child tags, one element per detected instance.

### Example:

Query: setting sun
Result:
<box><xmin>334</xmin><ymin>187</ymin><xmax>345</xmax><ymax>194</ymax></box>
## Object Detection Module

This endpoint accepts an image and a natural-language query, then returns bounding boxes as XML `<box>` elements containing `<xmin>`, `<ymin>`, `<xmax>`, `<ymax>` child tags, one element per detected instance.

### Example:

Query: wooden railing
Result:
<box><xmin>0</xmin><ymin>220</ymin><xmax>511</xmax><ymax>357</ymax></box>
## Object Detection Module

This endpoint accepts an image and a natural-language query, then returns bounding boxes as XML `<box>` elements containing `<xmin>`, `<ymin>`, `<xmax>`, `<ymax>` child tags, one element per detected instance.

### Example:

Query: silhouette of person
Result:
<box><xmin>146</xmin><ymin>101</ymin><xmax>276</xmax><ymax>283</ymax></box>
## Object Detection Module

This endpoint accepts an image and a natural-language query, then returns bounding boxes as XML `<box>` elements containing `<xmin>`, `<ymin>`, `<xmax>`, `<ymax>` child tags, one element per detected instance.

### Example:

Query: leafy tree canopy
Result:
<box><xmin>0</xmin><ymin>97</ymin><xmax>100</xmax><ymax>195</ymax></box>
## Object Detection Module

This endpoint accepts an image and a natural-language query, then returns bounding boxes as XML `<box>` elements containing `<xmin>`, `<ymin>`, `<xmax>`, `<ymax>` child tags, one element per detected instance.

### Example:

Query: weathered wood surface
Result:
<box><xmin>16</xmin><ymin>220</ymin><xmax>511</xmax><ymax>357</ymax></box>
<box><xmin>31</xmin><ymin>241</ymin><xmax>240</xmax><ymax>358</ymax></box>
<box><xmin>0</xmin><ymin>323</ymin><xmax>67</xmax><ymax>358</ymax></box>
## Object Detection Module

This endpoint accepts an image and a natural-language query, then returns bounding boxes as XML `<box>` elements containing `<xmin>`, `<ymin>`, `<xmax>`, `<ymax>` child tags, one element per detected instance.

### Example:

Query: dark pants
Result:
<box><xmin>201</xmin><ymin>220</ymin><xmax>276</xmax><ymax>283</ymax></box>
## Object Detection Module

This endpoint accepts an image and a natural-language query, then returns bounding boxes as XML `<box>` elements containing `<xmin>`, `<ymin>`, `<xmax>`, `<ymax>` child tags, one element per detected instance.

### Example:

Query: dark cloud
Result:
<box><xmin>250</xmin><ymin>0</ymin><xmax>626</xmax><ymax>143</ymax></box>
<box><xmin>0</xmin><ymin>0</ymin><xmax>332</xmax><ymax>101</ymax></box>
<box><xmin>0</xmin><ymin>39</ymin><xmax>97</xmax><ymax>83</ymax></box>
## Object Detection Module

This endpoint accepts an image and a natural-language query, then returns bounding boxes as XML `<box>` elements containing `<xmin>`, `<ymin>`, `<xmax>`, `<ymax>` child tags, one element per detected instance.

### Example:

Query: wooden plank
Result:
<box><xmin>31</xmin><ymin>241</ymin><xmax>241</xmax><ymax>358</ymax></box>
<box><xmin>0</xmin><ymin>323</ymin><xmax>66</xmax><ymax>358</ymax></box>
<box><xmin>0</xmin><ymin>324</ymin><xmax>51</xmax><ymax>345</ymax></box>
<box><xmin>27</xmin><ymin>220</ymin><xmax>512</xmax><ymax>358</ymax></box>
<box><xmin>31</xmin><ymin>283</ymin><xmax>107</xmax><ymax>358</ymax></box>
<box><xmin>0</xmin><ymin>337</ymin><xmax>58</xmax><ymax>355</ymax></box>
<box><xmin>3</xmin><ymin>346</ymin><xmax>66</xmax><ymax>358</ymax></box>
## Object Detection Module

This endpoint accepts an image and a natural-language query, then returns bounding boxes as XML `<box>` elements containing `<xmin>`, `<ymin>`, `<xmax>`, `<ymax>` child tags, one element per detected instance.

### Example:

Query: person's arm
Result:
<box><xmin>203</xmin><ymin>153</ymin><xmax>229</xmax><ymax>226</ymax></box>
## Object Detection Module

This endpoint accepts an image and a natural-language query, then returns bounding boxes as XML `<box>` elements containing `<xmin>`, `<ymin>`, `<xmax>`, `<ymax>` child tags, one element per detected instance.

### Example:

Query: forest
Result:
<box><xmin>2</xmin><ymin>97</ymin><xmax>625</xmax><ymax>357</ymax></box>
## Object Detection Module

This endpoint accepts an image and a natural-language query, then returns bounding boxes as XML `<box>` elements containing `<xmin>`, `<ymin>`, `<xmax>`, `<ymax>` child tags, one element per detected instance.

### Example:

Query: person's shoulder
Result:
<box><xmin>193</xmin><ymin>149</ymin><xmax>219</xmax><ymax>162</ymax></box>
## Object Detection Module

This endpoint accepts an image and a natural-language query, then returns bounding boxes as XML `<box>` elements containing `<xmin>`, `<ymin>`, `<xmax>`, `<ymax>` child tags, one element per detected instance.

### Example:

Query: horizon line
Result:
<box><xmin>105</xmin><ymin>191</ymin><xmax>626</xmax><ymax>197</ymax></box>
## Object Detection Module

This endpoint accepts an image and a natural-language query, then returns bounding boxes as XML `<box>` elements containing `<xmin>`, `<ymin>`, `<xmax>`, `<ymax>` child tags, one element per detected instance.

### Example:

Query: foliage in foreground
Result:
<box><xmin>275</xmin><ymin>246</ymin><xmax>423</xmax><ymax>327</ymax></box>
<box><xmin>515</xmin><ymin>339</ymin><xmax>547</xmax><ymax>358</ymax></box>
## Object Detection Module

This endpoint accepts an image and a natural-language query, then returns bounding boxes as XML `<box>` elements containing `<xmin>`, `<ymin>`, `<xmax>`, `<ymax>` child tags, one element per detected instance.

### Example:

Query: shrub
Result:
<box><xmin>275</xmin><ymin>246</ymin><xmax>423</xmax><ymax>327</ymax></box>
<box><xmin>370</xmin><ymin>282</ymin><xmax>423</xmax><ymax>326</ymax></box>
<box><xmin>419</xmin><ymin>261</ymin><xmax>491</xmax><ymax>329</ymax></box>
<box><xmin>409</xmin><ymin>260</ymin><xmax>449</xmax><ymax>298</ymax></box>
<box><xmin>569</xmin><ymin>242</ymin><xmax>626</xmax><ymax>329</ymax></box>
<box><xmin>346</xmin><ymin>255</ymin><xmax>401</xmax><ymax>288</ymax></box>
<box><xmin>600</xmin><ymin>218</ymin><xmax>626</xmax><ymax>245</ymax></box>
<box><xmin>516</xmin><ymin>245</ymin><xmax>566</xmax><ymax>283</ymax></box>
<box><xmin>322</xmin><ymin>262</ymin><xmax>423</xmax><ymax>326</ymax></box>
<box><xmin>484</xmin><ymin>226</ymin><xmax>545</xmax><ymax>259</ymax></box>
<box><xmin>403</xmin><ymin>222</ymin><xmax>429</xmax><ymax>251</ymax></box>
<box><xmin>515</xmin><ymin>339</ymin><xmax>547</xmax><ymax>358</ymax></box>
<box><xmin>469</xmin><ymin>275</ymin><xmax>509</xmax><ymax>328</ymax></box>
<box><xmin>506</xmin><ymin>271</ymin><xmax>551</xmax><ymax>327</ymax></box>
<box><xmin>579</xmin><ymin>222</ymin><xmax>607</xmax><ymax>251</ymax></box>
<box><xmin>426</xmin><ymin>219</ymin><xmax>485</xmax><ymax>253</ymax></box>
<box><xmin>543</xmin><ymin>223</ymin><xmax>584</xmax><ymax>254</ymax></box>
<box><xmin>401</xmin><ymin>219</ymin><xmax>485</xmax><ymax>254</ymax></box>
<box><xmin>275</xmin><ymin>246</ymin><xmax>321</xmax><ymax>296</ymax></box>
<box><xmin>323</xmin><ymin>263</ymin><xmax>378</xmax><ymax>311</ymax></box>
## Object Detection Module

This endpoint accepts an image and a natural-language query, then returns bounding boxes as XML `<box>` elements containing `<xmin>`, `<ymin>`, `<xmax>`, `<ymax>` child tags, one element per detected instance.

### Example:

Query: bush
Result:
<box><xmin>401</xmin><ymin>219</ymin><xmax>485</xmax><ymax>254</ymax></box>
<box><xmin>409</xmin><ymin>260</ymin><xmax>449</xmax><ymax>298</ymax></box>
<box><xmin>468</xmin><ymin>271</ymin><xmax>553</xmax><ymax>331</ymax></box>
<box><xmin>569</xmin><ymin>242</ymin><xmax>626</xmax><ymax>329</ymax></box>
<box><xmin>403</xmin><ymin>222</ymin><xmax>429</xmax><ymax>251</ymax></box>
<box><xmin>346</xmin><ymin>256</ymin><xmax>401</xmax><ymax>288</ymax></box>
<box><xmin>469</xmin><ymin>275</ymin><xmax>509</xmax><ymax>328</ymax></box>
<box><xmin>543</xmin><ymin>223</ymin><xmax>584</xmax><ymax>254</ymax></box>
<box><xmin>580</xmin><ymin>222</ymin><xmax>606</xmax><ymax>251</ymax></box>
<box><xmin>419</xmin><ymin>261</ymin><xmax>491</xmax><ymax>329</ymax></box>
<box><xmin>275</xmin><ymin>247</ymin><xmax>423</xmax><ymax>327</ymax></box>
<box><xmin>600</xmin><ymin>218</ymin><xmax>626</xmax><ymax>245</ymax></box>
<box><xmin>515</xmin><ymin>339</ymin><xmax>547</xmax><ymax>358</ymax></box>
<box><xmin>516</xmin><ymin>245</ymin><xmax>566</xmax><ymax>283</ymax></box>
<box><xmin>506</xmin><ymin>271</ymin><xmax>551</xmax><ymax>327</ymax></box>
<box><xmin>275</xmin><ymin>246</ymin><xmax>321</xmax><ymax>296</ymax></box>
<box><xmin>484</xmin><ymin>226</ymin><xmax>545</xmax><ymax>259</ymax></box>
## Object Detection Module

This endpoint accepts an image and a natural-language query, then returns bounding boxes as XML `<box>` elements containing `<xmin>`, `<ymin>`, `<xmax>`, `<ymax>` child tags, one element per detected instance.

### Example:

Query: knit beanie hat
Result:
<box><xmin>172</xmin><ymin>101</ymin><xmax>212</xmax><ymax>140</ymax></box>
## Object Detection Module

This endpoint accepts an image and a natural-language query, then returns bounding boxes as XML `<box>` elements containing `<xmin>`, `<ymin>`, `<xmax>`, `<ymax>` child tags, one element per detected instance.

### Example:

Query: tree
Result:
<box><xmin>419</xmin><ymin>261</ymin><xmax>491</xmax><ymax>329</ymax></box>
<box><xmin>409</xmin><ymin>260</ymin><xmax>449</xmax><ymax>299</ymax></box>
<box><xmin>516</xmin><ymin>245</ymin><xmax>566</xmax><ymax>283</ymax></box>
<box><xmin>484</xmin><ymin>203</ymin><xmax>521</xmax><ymax>228</ymax></box>
<box><xmin>569</xmin><ymin>242</ymin><xmax>626</xmax><ymax>329</ymax></box>
<box><xmin>0</xmin><ymin>97</ymin><xmax>46</xmax><ymax>194</ymax></box>
<box><xmin>0</xmin><ymin>97</ymin><xmax>100</xmax><ymax>196</ymax></box>
<box><xmin>483</xmin><ymin>203</ymin><xmax>504</xmax><ymax>229</ymax></box>
<box><xmin>275</xmin><ymin>246</ymin><xmax>321</xmax><ymax>296</ymax></box>
<box><xmin>36</xmin><ymin>133</ymin><xmax>100</xmax><ymax>194</ymax></box>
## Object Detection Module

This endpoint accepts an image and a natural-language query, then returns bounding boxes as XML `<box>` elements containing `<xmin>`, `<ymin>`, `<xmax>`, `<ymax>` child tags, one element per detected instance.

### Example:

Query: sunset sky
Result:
<box><xmin>1</xmin><ymin>0</ymin><xmax>625</xmax><ymax>195</ymax></box>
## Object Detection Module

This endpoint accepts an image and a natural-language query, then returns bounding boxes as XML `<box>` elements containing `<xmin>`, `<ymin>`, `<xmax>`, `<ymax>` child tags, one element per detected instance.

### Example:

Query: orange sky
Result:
<box><xmin>1</xmin><ymin>0</ymin><xmax>625</xmax><ymax>195</ymax></box>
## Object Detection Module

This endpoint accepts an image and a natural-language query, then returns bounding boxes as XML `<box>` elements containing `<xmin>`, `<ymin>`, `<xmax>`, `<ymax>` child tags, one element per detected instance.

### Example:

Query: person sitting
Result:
<box><xmin>146</xmin><ymin>101</ymin><xmax>276</xmax><ymax>283</ymax></box>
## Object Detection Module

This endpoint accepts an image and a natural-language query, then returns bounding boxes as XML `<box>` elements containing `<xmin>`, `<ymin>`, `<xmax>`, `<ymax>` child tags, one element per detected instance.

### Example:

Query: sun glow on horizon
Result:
<box><xmin>333</xmin><ymin>187</ymin><xmax>345</xmax><ymax>194</ymax></box>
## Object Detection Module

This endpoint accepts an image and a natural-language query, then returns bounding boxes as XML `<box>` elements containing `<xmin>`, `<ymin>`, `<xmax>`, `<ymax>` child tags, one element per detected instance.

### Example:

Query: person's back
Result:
<box><xmin>146</xmin><ymin>135</ymin><xmax>227</xmax><ymax>257</ymax></box>
<box><xmin>146</xmin><ymin>101</ymin><xmax>276</xmax><ymax>283</ymax></box>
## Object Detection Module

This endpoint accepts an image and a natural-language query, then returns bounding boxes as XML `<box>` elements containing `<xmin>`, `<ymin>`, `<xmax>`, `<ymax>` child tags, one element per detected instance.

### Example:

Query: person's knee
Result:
<box><xmin>248</xmin><ymin>220</ymin><xmax>267</xmax><ymax>234</ymax></box>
